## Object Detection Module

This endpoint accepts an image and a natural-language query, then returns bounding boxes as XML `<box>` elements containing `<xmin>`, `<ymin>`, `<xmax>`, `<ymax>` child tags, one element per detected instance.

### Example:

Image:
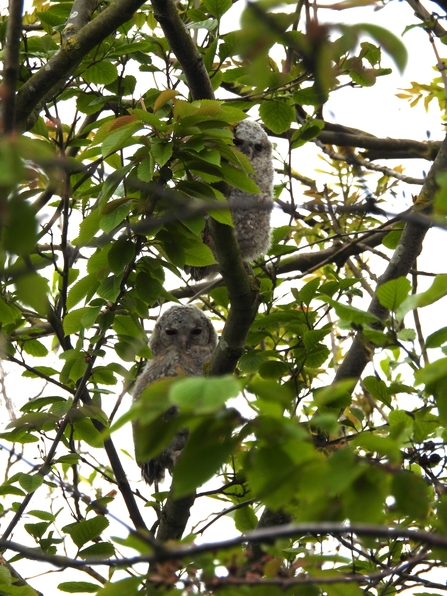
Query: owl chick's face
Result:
<box><xmin>233</xmin><ymin>120</ymin><xmax>272</xmax><ymax>161</ymax></box>
<box><xmin>150</xmin><ymin>305</ymin><xmax>217</xmax><ymax>355</ymax></box>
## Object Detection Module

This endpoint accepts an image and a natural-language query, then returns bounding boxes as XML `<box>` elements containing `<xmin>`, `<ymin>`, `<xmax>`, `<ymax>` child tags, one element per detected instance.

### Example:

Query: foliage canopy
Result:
<box><xmin>1</xmin><ymin>0</ymin><xmax>447</xmax><ymax>594</ymax></box>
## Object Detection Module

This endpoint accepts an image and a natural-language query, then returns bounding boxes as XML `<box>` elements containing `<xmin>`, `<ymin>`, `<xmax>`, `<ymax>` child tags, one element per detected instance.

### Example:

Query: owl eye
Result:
<box><xmin>233</xmin><ymin>138</ymin><xmax>243</xmax><ymax>147</ymax></box>
<box><xmin>191</xmin><ymin>327</ymin><xmax>202</xmax><ymax>335</ymax></box>
<box><xmin>254</xmin><ymin>143</ymin><xmax>263</xmax><ymax>152</ymax></box>
<box><xmin>165</xmin><ymin>328</ymin><xmax>177</xmax><ymax>335</ymax></box>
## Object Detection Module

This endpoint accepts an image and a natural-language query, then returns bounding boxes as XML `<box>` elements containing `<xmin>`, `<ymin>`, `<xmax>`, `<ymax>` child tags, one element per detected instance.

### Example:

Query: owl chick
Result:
<box><xmin>132</xmin><ymin>305</ymin><xmax>217</xmax><ymax>485</ymax></box>
<box><xmin>189</xmin><ymin>119</ymin><xmax>274</xmax><ymax>281</ymax></box>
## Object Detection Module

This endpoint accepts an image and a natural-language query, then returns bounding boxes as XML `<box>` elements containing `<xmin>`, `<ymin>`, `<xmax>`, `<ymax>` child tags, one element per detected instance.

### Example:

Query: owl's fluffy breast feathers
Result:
<box><xmin>229</xmin><ymin>120</ymin><xmax>274</xmax><ymax>262</ymax></box>
<box><xmin>132</xmin><ymin>305</ymin><xmax>217</xmax><ymax>402</ymax></box>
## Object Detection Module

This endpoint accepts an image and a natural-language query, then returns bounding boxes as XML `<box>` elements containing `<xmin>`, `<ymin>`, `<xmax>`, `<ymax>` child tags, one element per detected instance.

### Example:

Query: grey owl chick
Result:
<box><xmin>132</xmin><ymin>305</ymin><xmax>217</xmax><ymax>485</ymax></box>
<box><xmin>189</xmin><ymin>119</ymin><xmax>274</xmax><ymax>281</ymax></box>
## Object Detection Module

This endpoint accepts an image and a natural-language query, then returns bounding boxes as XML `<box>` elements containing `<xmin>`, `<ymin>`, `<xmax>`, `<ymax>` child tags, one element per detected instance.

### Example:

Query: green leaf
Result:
<box><xmin>0</xmin><ymin>566</ymin><xmax>12</xmax><ymax>586</ymax></box>
<box><xmin>22</xmin><ymin>367</ymin><xmax>59</xmax><ymax>381</ymax></box>
<box><xmin>63</xmin><ymin>515</ymin><xmax>109</xmax><ymax>548</ymax></box>
<box><xmin>376</xmin><ymin>277</ymin><xmax>411</xmax><ymax>311</ymax></box>
<box><xmin>28</xmin><ymin>509</ymin><xmax>56</xmax><ymax>521</ymax></box>
<box><xmin>108</xmin><ymin>238</ymin><xmax>135</xmax><ymax>274</ymax></box>
<box><xmin>220</xmin><ymin>162</ymin><xmax>261</xmax><ymax>194</ymax></box>
<box><xmin>184</xmin><ymin>242</ymin><xmax>217</xmax><ymax>267</ymax></box>
<box><xmin>73</xmin><ymin>417</ymin><xmax>104</xmax><ymax>447</ymax></box>
<box><xmin>97</xmin><ymin>275</ymin><xmax>122</xmax><ymax>302</ymax></box>
<box><xmin>15</xmin><ymin>273</ymin><xmax>50</xmax><ymax>316</ymax></box>
<box><xmin>202</xmin><ymin>0</ymin><xmax>232</xmax><ymax>18</ymax></box>
<box><xmin>76</xmin><ymin>209</ymin><xmax>102</xmax><ymax>246</ymax></box>
<box><xmin>79</xmin><ymin>542</ymin><xmax>115</xmax><ymax>559</ymax></box>
<box><xmin>352</xmin><ymin>23</ymin><xmax>408</xmax><ymax>73</ymax></box>
<box><xmin>8</xmin><ymin>411</ymin><xmax>60</xmax><ymax>431</ymax></box>
<box><xmin>238</xmin><ymin>350</ymin><xmax>270</xmax><ymax>373</ymax></box>
<box><xmin>18</xmin><ymin>473</ymin><xmax>44</xmax><ymax>493</ymax></box>
<box><xmin>100</xmin><ymin>202</ymin><xmax>131</xmax><ymax>234</ymax></box>
<box><xmin>170</xmin><ymin>376</ymin><xmax>241</xmax><ymax>414</ymax></box>
<box><xmin>338</xmin><ymin>23</ymin><xmax>408</xmax><ymax>73</ymax></box>
<box><xmin>397</xmin><ymin>274</ymin><xmax>447</xmax><ymax>321</ymax></box>
<box><xmin>82</xmin><ymin>61</ymin><xmax>118</xmax><ymax>85</ymax></box>
<box><xmin>248</xmin><ymin>376</ymin><xmax>296</xmax><ymax>409</ymax></box>
<box><xmin>0</xmin><ymin>481</ymin><xmax>26</xmax><ymax>496</ymax></box>
<box><xmin>426</xmin><ymin>326</ymin><xmax>447</xmax><ymax>349</ymax></box>
<box><xmin>417</xmin><ymin>355</ymin><xmax>447</xmax><ymax>387</ymax></box>
<box><xmin>66</xmin><ymin>274</ymin><xmax>100</xmax><ymax>310</ymax></box>
<box><xmin>323</xmin><ymin>297</ymin><xmax>380</xmax><ymax>326</ymax></box>
<box><xmin>3</xmin><ymin>197</ymin><xmax>38</xmax><ymax>257</ymax></box>
<box><xmin>101</xmin><ymin>121</ymin><xmax>142</xmax><ymax>157</ymax></box>
<box><xmin>352</xmin><ymin>432</ymin><xmax>401</xmax><ymax>464</ymax></box>
<box><xmin>63</xmin><ymin>307</ymin><xmax>100</xmax><ymax>335</ymax></box>
<box><xmin>25</xmin><ymin>521</ymin><xmax>51</xmax><ymax>539</ymax></box>
<box><xmin>151</xmin><ymin>140</ymin><xmax>173</xmax><ymax>167</ymax></box>
<box><xmin>0</xmin><ymin>296</ymin><xmax>16</xmax><ymax>324</ymax></box>
<box><xmin>245</xmin><ymin>445</ymin><xmax>300</xmax><ymax>510</ymax></box>
<box><xmin>58</xmin><ymin>582</ymin><xmax>101</xmax><ymax>593</ymax></box>
<box><xmin>293</xmin><ymin>87</ymin><xmax>323</xmax><ymax>107</ymax></box>
<box><xmin>363</xmin><ymin>376</ymin><xmax>391</xmax><ymax>407</ymax></box>
<box><xmin>96</xmin><ymin>578</ymin><xmax>142</xmax><ymax>596</ymax></box>
<box><xmin>258</xmin><ymin>359</ymin><xmax>289</xmax><ymax>380</ymax></box>
<box><xmin>137</xmin><ymin>155</ymin><xmax>154</xmax><ymax>182</ymax></box>
<box><xmin>313</xmin><ymin>381</ymin><xmax>353</xmax><ymax>409</ymax></box>
<box><xmin>172</xmin><ymin>409</ymin><xmax>240</xmax><ymax>498</ymax></box>
<box><xmin>391</xmin><ymin>470</ymin><xmax>429</xmax><ymax>518</ymax></box>
<box><xmin>234</xmin><ymin>504</ymin><xmax>258</xmax><ymax>532</ymax></box>
<box><xmin>259</xmin><ymin>100</ymin><xmax>295</xmax><ymax>134</ymax></box>
<box><xmin>349</xmin><ymin>67</ymin><xmax>376</xmax><ymax>87</ymax></box>
<box><xmin>21</xmin><ymin>339</ymin><xmax>48</xmax><ymax>357</ymax></box>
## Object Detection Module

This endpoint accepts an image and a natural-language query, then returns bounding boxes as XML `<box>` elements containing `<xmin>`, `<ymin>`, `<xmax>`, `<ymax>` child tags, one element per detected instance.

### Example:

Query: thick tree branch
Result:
<box><xmin>1</xmin><ymin>0</ymin><xmax>24</xmax><ymax>133</ymax></box>
<box><xmin>149</xmin><ymin>0</ymin><xmax>260</xmax><ymax>543</ymax></box>
<box><xmin>264</xmin><ymin>119</ymin><xmax>442</xmax><ymax>161</ymax></box>
<box><xmin>316</xmin><ymin>128</ymin><xmax>441</xmax><ymax>162</ymax></box>
<box><xmin>3</xmin><ymin>522</ymin><xmax>447</xmax><ymax>568</ymax></box>
<box><xmin>150</xmin><ymin>0</ymin><xmax>215</xmax><ymax>101</ymax></box>
<box><xmin>155</xmin><ymin>493</ymin><xmax>196</xmax><ymax>542</ymax></box>
<box><xmin>208</xmin><ymin>220</ymin><xmax>260</xmax><ymax>375</ymax></box>
<box><xmin>405</xmin><ymin>0</ymin><xmax>447</xmax><ymax>37</ymax></box>
<box><xmin>15</xmin><ymin>0</ymin><xmax>147</xmax><ymax>129</ymax></box>
<box><xmin>334</xmin><ymin>132</ymin><xmax>447</xmax><ymax>385</ymax></box>
<box><xmin>61</xmin><ymin>0</ymin><xmax>97</xmax><ymax>43</ymax></box>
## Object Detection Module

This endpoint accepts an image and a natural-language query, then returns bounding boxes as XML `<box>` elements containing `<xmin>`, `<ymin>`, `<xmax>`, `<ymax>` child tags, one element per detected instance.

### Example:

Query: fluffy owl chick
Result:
<box><xmin>132</xmin><ymin>305</ymin><xmax>217</xmax><ymax>485</ymax></box>
<box><xmin>189</xmin><ymin>119</ymin><xmax>274</xmax><ymax>281</ymax></box>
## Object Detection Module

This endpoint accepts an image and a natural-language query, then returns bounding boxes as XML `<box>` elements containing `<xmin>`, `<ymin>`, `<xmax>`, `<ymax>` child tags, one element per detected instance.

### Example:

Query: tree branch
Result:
<box><xmin>3</xmin><ymin>522</ymin><xmax>447</xmax><ymax>568</ymax></box>
<box><xmin>172</xmin><ymin>226</ymin><xmax>393</xmax><ymax>300</ymax></box>
<box><xmin>316</xmin><ymin>128</ymin><xmax>441</xmax><ymax>162</ymax></box>
<box><xmin>149</xmin><ymin>0</ymin><xmax>260</xmax><ymax>542</ymax></box>
<box><xmin>1</xmin><ymin>0</ymin><xmax>24</xmax><ymax>133</ymax></box>
<box><xmin>61</xmin><ymin>0</ymin><xmax>97</xmax><ymax>43</ymax></box>
<box><xmin>208</xmin><ymin>219</ymin><xmax>260</xmax><ymax>375</ymax></box>
<box><xmin>15</xmin><ymin>0</ymin><xmax>147</xmax><ymax>129</ymax></box>
<box><xmin>405</xmin><ymin>0</ymin><xmax>447</xmax><ymax>37</ymax></box>
<box><xmin>334</xmin><ymin>132</ymin><xmax>447</xmax><ymax>384</ymax></box>
<box><xmin>150</xmin><ymin>0</ymin><xmax>215</xmax><ymax>101</ymax></box>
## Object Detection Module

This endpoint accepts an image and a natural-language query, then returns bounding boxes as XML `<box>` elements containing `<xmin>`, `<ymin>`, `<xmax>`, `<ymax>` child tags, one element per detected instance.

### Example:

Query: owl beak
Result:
<box><xmin>180</xmin><ymin>334</ymin><xmax>189</xmax><ymax>350</ymax></box>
